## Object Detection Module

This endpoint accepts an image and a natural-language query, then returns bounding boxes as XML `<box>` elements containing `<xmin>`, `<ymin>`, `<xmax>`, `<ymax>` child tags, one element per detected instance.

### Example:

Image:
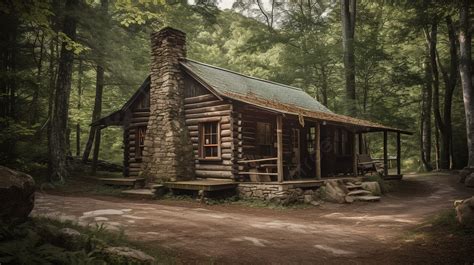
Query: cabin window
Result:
<box><xmin>307</xmin><ymin>127</ymin><xmax>316</xmax><ymax>153</ymax></box>
<box><xmin>135</xmin><ymin>127</ymin><xmax>146</xmax><ymax>160</ymax></box>
<box><xmin>199</xmin><ymin>122</ymin><xmax>220</xmax><ymax>159</ymax></box>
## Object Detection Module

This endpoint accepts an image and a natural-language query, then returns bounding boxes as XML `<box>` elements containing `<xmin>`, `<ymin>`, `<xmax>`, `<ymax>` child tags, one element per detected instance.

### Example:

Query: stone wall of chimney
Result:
<box><xmin>140</xmin><ymin>27</ymin><xmax>195</xmax><ymax>182</ymax></box>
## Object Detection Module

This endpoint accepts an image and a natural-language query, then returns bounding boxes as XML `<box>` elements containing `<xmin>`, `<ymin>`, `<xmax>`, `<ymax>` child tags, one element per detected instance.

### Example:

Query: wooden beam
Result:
<box><xmin>277</xmin><ymin>115</ymin><xmax>284</xmax><ymax>182</ymax></box>
<box><xmin>352</xmin><ymin>132</ymin><xmax>358</xmax><ymax>176</ymax></box>
<box><xmin>383</xmin><ymin>131</ymin><xmax>388</xmax><ymax>177</ymax></box>
<box><xmin>315</xmin><ymin>122</ymin><xmax>321</xmax><ymax>179</ymax></box>
<box><xmin>397</xmin><ymin>132</ymin><xmax>401</xmax><ymax>176</ymax></box>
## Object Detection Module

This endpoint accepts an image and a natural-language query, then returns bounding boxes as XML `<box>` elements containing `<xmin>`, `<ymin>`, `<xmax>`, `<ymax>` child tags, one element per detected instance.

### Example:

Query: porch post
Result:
<box><xmin>352</xmin><ymin>132</ymin><xmax>358</xmax><ymax>176</ymax></box>
<box><xmin>315</xmin><ymin>122</ymin><xmax>321</xmax><ymax>179</ymax></box>
<box><xmin>396</xmin><ymin>132</ymin><xmax>401</xmax><ymax>176</ymax></box>
<box><xmin>277</xmin><ymin>115</ymin><xmax>283</xmax><ymax>183</ymax></box>
<box><xmin>383</xmin><ymin>131</ymin><xmax>388</xmax><ymax>177</ymax></box>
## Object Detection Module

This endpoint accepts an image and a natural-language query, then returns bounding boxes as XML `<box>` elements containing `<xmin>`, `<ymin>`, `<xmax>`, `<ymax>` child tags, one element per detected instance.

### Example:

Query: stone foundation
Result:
<box><xmin>237</xmin><ymin>183</ymin><xmax>321</xmax><ymax>205</ymax></box>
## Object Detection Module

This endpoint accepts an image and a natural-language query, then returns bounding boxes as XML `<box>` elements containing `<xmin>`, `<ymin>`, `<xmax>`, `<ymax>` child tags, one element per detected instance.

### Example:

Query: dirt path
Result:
<box><xmin>32</xmin><ymin>173</ymin><xmax>473</xmax><ymax>264</ymax></box>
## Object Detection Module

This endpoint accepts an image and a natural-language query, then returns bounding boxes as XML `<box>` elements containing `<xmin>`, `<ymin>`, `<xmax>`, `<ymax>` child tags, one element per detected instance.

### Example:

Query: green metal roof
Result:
<box><xmin>180</xmin><ymin>59</ymin><xmax>333</xmax><ymax>114</ymax></box>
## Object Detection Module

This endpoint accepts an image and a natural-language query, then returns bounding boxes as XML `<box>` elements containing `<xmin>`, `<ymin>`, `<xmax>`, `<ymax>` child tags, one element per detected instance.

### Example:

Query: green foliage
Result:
<box><xmin>0</xmin><ymin>0</ymin><xmax>470</xmax><ymax>176</ymax></box>
<box><xmin>0</xmin><ymin>221</ymin><xmax>98</xmax><ymax>265</ymax></box>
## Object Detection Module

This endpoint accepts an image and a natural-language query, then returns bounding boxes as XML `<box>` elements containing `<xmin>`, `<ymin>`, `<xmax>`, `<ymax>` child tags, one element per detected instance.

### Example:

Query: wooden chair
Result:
<box><xmin>357</xmin><ymin>154</ymin><xmax>383</xmax><ymax>175</ymax></box>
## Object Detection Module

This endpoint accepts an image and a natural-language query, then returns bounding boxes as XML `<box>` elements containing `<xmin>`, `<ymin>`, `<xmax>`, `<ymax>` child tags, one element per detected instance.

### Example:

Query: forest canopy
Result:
<box><xmin>0</xmin><ymin>0</ymin><xmax>472</xmax><ymax>180</ymax></box>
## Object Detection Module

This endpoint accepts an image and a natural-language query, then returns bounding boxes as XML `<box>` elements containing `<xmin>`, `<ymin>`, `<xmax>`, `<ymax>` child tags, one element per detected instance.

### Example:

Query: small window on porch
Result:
<box><xmin>199</xmin><ymin>122</ymin><xmax>220</xmax><ymax>159</ymax></box>
<box><xmin>135</xmin><ymin>126</ymin><xmax>146</xmax><ymax>160</ymax></box>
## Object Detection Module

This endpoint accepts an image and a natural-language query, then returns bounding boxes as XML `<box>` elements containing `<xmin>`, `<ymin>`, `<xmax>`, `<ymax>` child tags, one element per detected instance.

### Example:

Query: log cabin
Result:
<box><xmin>92</xmin><ymin>27</ymin><xmax>410</xmax><ymax>188</ymax></box>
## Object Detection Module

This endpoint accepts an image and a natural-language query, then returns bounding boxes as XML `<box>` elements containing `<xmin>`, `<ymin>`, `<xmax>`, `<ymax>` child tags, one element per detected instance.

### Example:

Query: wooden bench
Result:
<box><xmin>357</xmin><ymin>154</ymin><xmax>383</xmax><ymax>175</ymax></box>
<box><xmin>238</xmin><ymin>157</ymin><xmax>277</xmax><ymax>182</ymax></box>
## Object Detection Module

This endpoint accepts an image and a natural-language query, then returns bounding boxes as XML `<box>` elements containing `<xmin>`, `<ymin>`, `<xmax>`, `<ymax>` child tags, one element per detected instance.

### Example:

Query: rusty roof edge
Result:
<box><xmin>220</xmin><ymin>90</ymin><xmax>412</xmax><ymax>134</ymax></box>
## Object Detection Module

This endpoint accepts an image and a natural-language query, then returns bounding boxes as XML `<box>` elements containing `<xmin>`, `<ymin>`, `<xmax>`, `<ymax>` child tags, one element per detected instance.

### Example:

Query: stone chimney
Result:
<box><xmin>141</xmin><ymin>27</ymin><xmax>195</xmax><ymax>182</ymax></box>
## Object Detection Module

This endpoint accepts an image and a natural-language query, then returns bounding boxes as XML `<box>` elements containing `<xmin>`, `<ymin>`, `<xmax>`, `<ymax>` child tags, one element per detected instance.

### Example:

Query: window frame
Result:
<box><xmin>198</xmin><ymin>121</ymin><xmax>221</xmax><ymax>160</ymax></box>
<box><xmin>135</xmin><ymin>126</ymin><xmax>147</xmax><ymax>160</ymax></box>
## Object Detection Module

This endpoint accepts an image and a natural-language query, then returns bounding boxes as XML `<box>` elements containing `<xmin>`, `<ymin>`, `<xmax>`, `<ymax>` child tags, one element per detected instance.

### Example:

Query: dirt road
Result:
<box><xmin>32</xmin><ymin>173</ymin><xmax>473</xmax><ymax>264</ymax></box>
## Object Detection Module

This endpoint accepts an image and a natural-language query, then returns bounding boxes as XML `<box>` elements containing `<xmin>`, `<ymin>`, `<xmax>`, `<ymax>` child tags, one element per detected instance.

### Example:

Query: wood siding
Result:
<box><xmin>184</xmin><ymin>78</ymin><xmax>235</xmax><ymax>179</ymax></box>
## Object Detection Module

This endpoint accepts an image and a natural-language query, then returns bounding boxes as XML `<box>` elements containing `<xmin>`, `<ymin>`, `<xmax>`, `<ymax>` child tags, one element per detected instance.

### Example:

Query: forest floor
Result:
<box><xmin>32</xmin><ymin>172</ymin><xmax>474</xmax><ymax>265</ymax></box>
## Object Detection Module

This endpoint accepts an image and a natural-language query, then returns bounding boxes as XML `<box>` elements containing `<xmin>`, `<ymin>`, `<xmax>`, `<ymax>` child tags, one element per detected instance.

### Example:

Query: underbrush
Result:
<box><xmin>0</xmin><ymin>217</ymin><xmax>172</xmax><ymax>265</ymax></box>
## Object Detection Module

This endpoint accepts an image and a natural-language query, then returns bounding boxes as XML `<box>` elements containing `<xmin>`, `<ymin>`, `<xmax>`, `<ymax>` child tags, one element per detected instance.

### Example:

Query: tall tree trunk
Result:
<box><xmin>49</xmin><ymin>0</ymin><xmax>78</xmax><ymax>182</ymax></box>
<box><xmin>421</xmin><ymin>54</ymin><xmax>433</xmax><ymax>171</ymax></box>
<box><xmin>341</xmin><ymin>0</ymin><xmax>356</xmax><ymax>116</ymax></box>
<box><xmin>320</xmin><ymin>65</ymin><xmax>328</xmax><ymax>106</ymax></box>
<box><xmin>76</xmin><ymin>59</ymin><xmax>83</xmax><ymax>156</ymax></box>
<box><xmin>86</xmin><ymin>0</ymin><xmax>108</xmax><ymax>174</ymax></box>
<box><xmin>436</xmin><ymin>16</ymin><xmax>458</xmax><ymax>170</ymax></box>
<box><xmin>30</xmin><ymin>30</ymin><xmax>45</xmax><ymax>126</ymax></box>
<box><xmin>0</xmin><ymin>10</ymin><xmax>19</xmax><ymax>158</ymax></box>
<box><xmin>459</xmin><ymin>0</ymin><xmax>474</xmax><ymax>168</ymax></box>
<box><xmin>425</xmin><ymin>23</ymin><xmax>443</xmax><ymax>170</ymax></box>
<box><xmin>91</xmin><ymin>65</ymin><xmax>104</xmax><ymax>174</ymax></box>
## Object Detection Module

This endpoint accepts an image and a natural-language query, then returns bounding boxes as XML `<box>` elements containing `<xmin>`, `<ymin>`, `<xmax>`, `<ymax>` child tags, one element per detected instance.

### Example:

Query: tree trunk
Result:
<box><xmin>341</xmin><ymin>0</ymin><xmax>356</xmax><ymax>116</ymax></box>
<box><xmin>320</xmin><ymin>65</ymin><xmax>328</xmax><ymax>106</ymax></box>
<box><xmin>30</xmin><ymin>30</ymin><xmax>45</xmax><ymax>126</ymax></box>
<box><xmin>91</xmin><ymin>65</ymin><xmax>104</xmax><ymax>173</ymax></box>
<box><xmin>49</xmin><ymin>0</ymin><xmax>78</xmax><ymax>182</ymax></box>
<box><xmin>436</xmin><ymin>16</ymin><xmax>458</xmax><ymax>170</ymax></box>
<box><xmin>421</xmin><ymin>53</ymin><xmax>433</xmax><ymax>171</ymax></box>
<box><xmin>76</xmin><ymin>59</ymin><xmax>83</xmax><ymax>156</ymax></box>
<box><xmin>459</xmin><ymin>0</ymin><xmax>474</xmax><ymax>168</ymax></box>
<box><xmin>86</xmin><ymin>0</ymin><xmax>108</xmax><ymax>173</ymax></box>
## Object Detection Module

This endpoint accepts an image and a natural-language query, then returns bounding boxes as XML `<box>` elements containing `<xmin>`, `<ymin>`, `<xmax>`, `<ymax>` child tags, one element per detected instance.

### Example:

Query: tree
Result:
<box><xmin>341</xmin><ymin>0</ymin><xmax>357</xmax><ymax>115</ymax></box>
<box><xmin>459</xmin><ymin>0</ymin><xmax>474</xmax><ymax>168</ymax></box>
<box><xmin>434</xmin><ymin>16</ymin><xmax>458</xmax><ymax>170</ymax></box>
<box><xmin>82</xmin><ymin>0</ymin><xmax>109</xmax><ymax>176</ymax></box>
<box><xmin>49</xmin><ymin>0</ymin><xmax>79</xmax><ymax>182</ymax></box>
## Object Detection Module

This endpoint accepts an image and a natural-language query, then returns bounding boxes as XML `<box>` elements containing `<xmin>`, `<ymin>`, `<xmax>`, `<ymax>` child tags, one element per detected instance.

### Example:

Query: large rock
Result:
<box><xmin>323</xmin><ymin>180</ymin><xmax>348</xmax><ymax>204</ymax></box>
<box><xmin>454</xmin><ymin>196</ymin><xmax>474</xmax><ymax>227</ymax></box>
<box><xmin>0</xmin><ymin>166</ymin><xmax>35</xmax><ymax>223</ymax></box>
<box><xmin>458</xmin><ymin>169</ymin><xmax>473</xmax><ymax>184</ymax></box>
<box><xmin>361</xmin><ymin>181</ymin><xmax>382</xmax><ymax>196</ymax></box>
<box><xmin>465</xmin><ymin>173</ymin><xmax>474</xmax><ymax>188</ymax></box>
<box><xmin>99</xmin><ymin>246</ymin><xmax>155</xmax><ymax>265</ymax></box>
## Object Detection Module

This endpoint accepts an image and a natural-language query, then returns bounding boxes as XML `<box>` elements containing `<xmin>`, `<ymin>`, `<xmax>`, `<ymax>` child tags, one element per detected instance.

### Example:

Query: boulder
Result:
<box><xmin>0</xmin><ymin>166</ymin><xmax>35</xmax><ymax>223</ymax></box>
<box><xmin>361</xmin><ymin>181</ymin><xmax>382</xmax><ymax>196</ymax></box>
<box><xmin>57</xmin><ymin>228</ymin><xmax>84</xmax><ymax>250</ymax></box>
<box><xmin>454</xmin><ymin>196</ymin><xmax>474</xmax><ymax>227</ymax></box>
<box><xmin>323</xmin><ymin>180</ymin><xmax>347</xmax><ymax>204</ymax></box>
<box><xmin>458</xmin><ymin>169</ymin><xmax>472</xmax><ymax>184</ymax></box>
<box><xmin>99</xmin><ymin>246</ymin><xmax>155</xmax><ymax>265</ymax></box>
<box><xmin>303</xmin><ymin>194</ymin><xmax>313</xmax><ymax>204</ymax></box>
<box><xmin>465</xmin><ymin>174</ymin><xmax>474</xmax><ymax>188</ymax></box>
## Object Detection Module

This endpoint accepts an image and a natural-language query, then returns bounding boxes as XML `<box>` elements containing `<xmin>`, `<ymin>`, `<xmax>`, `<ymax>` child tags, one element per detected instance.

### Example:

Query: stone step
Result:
<box><xmin>99</xmin><ymin>178</ymin><xmax>145</xmax><ymax>188</ymax></box>
<box><xmin>353</xmin><ymin>195</ymin><xmax>381</xmax><ymax>202</ymax></box>
<box><xmin>121</xmin><ymin>189</ymin><xmax>155</xmax><ymax>199</ymax></box>
<box><xmin>347</xmin><ymin>190</ymin><xmax>372</xmax><ymax>196</ymax></box>
<box><xmin>345</xmin><ymin>184</ymin><xmax>363</xmax><ymax>190</ymax></box>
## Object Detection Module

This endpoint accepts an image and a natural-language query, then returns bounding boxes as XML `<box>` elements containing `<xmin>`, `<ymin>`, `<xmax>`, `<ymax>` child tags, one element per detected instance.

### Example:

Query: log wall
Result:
<box><xmin>184</xmin><ymin>93</ymin><xmax>235</xmax><ymax>179</ymax></box>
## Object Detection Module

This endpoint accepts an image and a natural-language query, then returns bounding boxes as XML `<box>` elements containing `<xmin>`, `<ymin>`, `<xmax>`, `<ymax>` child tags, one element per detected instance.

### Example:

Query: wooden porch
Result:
<box><xmin>235</xmin><ymin>106</ymin><xmax>408</xmax><ymax>182</ymax></box>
